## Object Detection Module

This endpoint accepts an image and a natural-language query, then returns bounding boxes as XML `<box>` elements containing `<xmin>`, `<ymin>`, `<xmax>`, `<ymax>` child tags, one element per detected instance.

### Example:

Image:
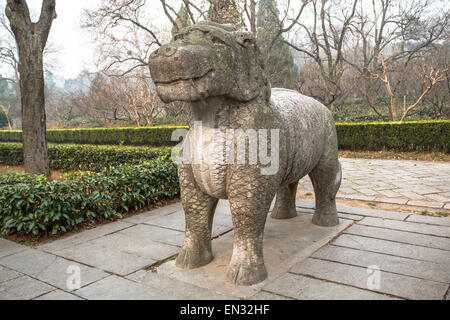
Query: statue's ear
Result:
<box><xmin>233</xmin><ymin>31</ymin><xmax>256</xmax><ymax>47</ymax></box>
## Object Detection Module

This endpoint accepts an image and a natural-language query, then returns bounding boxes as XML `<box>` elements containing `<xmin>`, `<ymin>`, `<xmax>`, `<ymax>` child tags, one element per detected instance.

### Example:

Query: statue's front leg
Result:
<box><xmin>227</xmin><ymin>167</ymin><xmax>276</xmax><ymax>285</ymax></box>
<box><xmin>176</xmin><ymin>164</ymin><xmax>218</xmax><ymax>269</ymax></box>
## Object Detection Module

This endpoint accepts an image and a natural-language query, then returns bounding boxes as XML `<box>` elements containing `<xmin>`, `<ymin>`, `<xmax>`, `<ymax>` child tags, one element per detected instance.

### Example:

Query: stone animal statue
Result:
<box><xmin>149</xmin><ymin>21</ymin><xmax>341</xmax><ymax>286</ymax></box>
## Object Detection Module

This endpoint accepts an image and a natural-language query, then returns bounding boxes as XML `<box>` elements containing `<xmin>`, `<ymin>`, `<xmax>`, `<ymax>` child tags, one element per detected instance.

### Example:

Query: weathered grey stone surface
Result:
<box><xmin>123</xmin><ymin>203</ymin><xmax>182</xmax><ymax>224</ymax></box>
<box><xmin>88</xmin><ymin>232</ymin><xmax>179</xmax><ymax>262</ymax></box>
<box><xmin>406</xmin><ymin>214</ymin><xmax>450</xmax><ymax>227</ymax></box>
<box><xmin>127</xmin><ymin>270</ymin><xmax>236</xmax><ymax>300</ymax></box>
<box><xmin>263</xmin><ymin>273</ymin><xmax>395</xmax><ymax>300</ymax></box>
<box><xmin>296</xmin><ymin>200</ymin><xmax>410</xmax><ymax>220</ymax></box>
<box><xmin>117</xmin><ymin>224</ymin><xmax>185</xmax><ymax>247</ymax></box>
<box><xmin>344</xmin><ymin>224</ymin><xmax>450</xmax><ymax>251</ymax></box>
<box><xmin>157</xmin><ymin>215</ymin><xmax>352</xmax><ymax>299</ymax></box>
<box><xmin>38</xmin><ymin>221</ymin><xmax>134</xmax><ymax>252</ymax></box>
<box><xmin>50</xmin><ymin>242</ymin><xmax>156</xmax><ymax>276</ymax></box>
<box><xmin>34</xmin><ymin>290</ymin><xmax>84</xmax><ymax>300</ymax></box>
<box><xmin>1</xmin><ymin>200</ymin><xmax>448</xmax><ymax>300</ymax></box>
<box><xmin>291</xmin><ymin>258</ymin><xmax>447</xmax><ymax>300</ymax></box>
<box><xmin>313</xmin><ymin>245</ymin><xmax>450</xmax><ymax>283</ymax></box>
<box><xmin>250</xmin><ymin>291</ymin><xmax>294</xmax><ymax>300</ymax></box>
<box><xmin>74</xmin><ymin>275</ymin><xmax>172</xmax><ymax>300</ymax></box>
<box><xmin>142</xmin><ymin>209</ymin><xmax>233</xmax><ymax>237</ymax></box>
<box><xmin>149</xmin><ymin>21</ymin><xmax>342</xmax><ymax>286</ymax></box>
<box><xmin>333</xmin><ymin>234</ymin><xmax>450</xmax><ymax>264</ymax></box>
<box><xmin>358</xmin><ymin>217</ymin><xmax>450</xmax><ymax>237</ymax></box>
<box><xmin>298</xmin><ymin>158</ymin><xmax>450</xmax><ymax>209</ymax></box>
<box><xmin>0</xmin><ymin>238</ymin><xmax>27</xmax><ymax>258</ymax></box>
<box><xmin>0</xmin><ymin>266</ymin><xmax>21</xmax><ymax>284</ymax></box>
<box><xmin>0</xmin><ymin>275</ymin><xmax>54</xmax><ymax>300</ymax></box>
<box><xmin>0</xmin><ymin>249</ymin><xmax>108</xmax><ymax>290</ymax></box>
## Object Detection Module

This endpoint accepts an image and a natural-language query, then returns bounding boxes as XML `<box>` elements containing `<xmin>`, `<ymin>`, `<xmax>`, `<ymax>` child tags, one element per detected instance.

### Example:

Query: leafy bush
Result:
<box><xmin>0</xmin><ymin>126</ymin><xmax>188</xmax><ymax>146</ymax></box>
<box><xmin>0</xmin><ymin>156</ymin><xmax>180</xmax><ymax>236</ymax></box>
<box><xmin>0</xmin><ymin>143</ymin><xmax>172</xmax><ymax>171</ymax></box>
<box><xmin>1</xmin><ymin>121</ymin><xmax>448</xmax><ymax>152</ymax></box>
<box><xmin>336</xmin><ymin>120</ymin><xmax>450</xmax><ymax>152</ymax></box>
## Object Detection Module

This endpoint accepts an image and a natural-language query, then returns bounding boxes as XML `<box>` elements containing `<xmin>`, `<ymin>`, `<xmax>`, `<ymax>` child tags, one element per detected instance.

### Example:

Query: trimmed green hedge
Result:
<box><xmin>0</xmin><ymin>121</ymin><xmax>448</xmax><ymax>152</ymax></box>
<box><xmin>336</xmin><ymin>121</ymin><xmax>450</xmax><ymax>152</ymax></box>
<box><xmin>0</xmin><ymin>143</ymin><xmax>172</xmax><ymax>172</ymax></box>
<box><xmin>0</xmin><ymin>156</ymin><xmax>179</xmax><ymax>236</ymax></box>
<box><xmin>0</xmin><ymin>126</ymin><xmax>188</xmax><ymax>146</ymax></box>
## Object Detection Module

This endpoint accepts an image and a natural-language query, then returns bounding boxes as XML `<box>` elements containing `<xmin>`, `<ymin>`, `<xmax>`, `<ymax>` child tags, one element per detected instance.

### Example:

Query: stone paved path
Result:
<box><xmin>1</xmin><ymin>200</ymin><xmax>449</xmax><ymax>300</ymax></box>
<box><xmin>299</xmin><ymin>158</ymin><xmax>450</xmax><ymax>210</ymax></box>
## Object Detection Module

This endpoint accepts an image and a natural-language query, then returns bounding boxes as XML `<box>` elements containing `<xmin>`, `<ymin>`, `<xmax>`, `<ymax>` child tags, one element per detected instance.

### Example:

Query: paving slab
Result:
<box><xmin>333</xmin><ymin>234</ymin><xmax>450</xmax><ymax>264</ymax></box>
<box><xmin>358</xmin><ymin>217</ymin><xmax>450</xmax><ymax>237</ymax></box>
<box><xmin>0</xmin><ymin>249</ymin><xmax>109</xmax><ymax>291</ymax></box>
<box><xmin>118</xmin><ymin>224</ymin><xmax>185</xmax><ymax>247</ymax></box>
<box><xmin>263</xmin><ymin>273</ymin><xmax>395</xmax><ymax>300</ymax></box>
<box><xmin>290</xmin><ymin>258</ymin><xmax>447</xmax><ymax>299</ymax></box>
<box><xmin>0</xmin><ymin>265</ymin><xmax>21</xmax><ymax>284</ymax></box>
<box><xmin>250</xmin><ymin>291</ymin><xmax>294</xmax><ymax>300</ymax></box>
<box><xmin>344</xmin><ymin>224</ymin><xmax>450</xmax><ymax>251</ymax></box>
<box><xmin>0</xmin><ymin>275</ymin><xmax>54</xmax><ymax>300</ymax></box>
<box><xmin>298</xmin><ymin>158</ymin><xmax>450</xmax><ymax>210</ymax></box>
<box><xmin>50</xmin><ymin>241</ymin><xmax>155</xmax><ymax>276</ymax></box>
<box><xmin>406</xmin><ymin>215</ymin><xmax>450</xmax><ymax>227</ymax></box>
<box><xmin>127</xmin><ymin>270</ymin><xmax>236</xmax><ymax>300</ymax></box>
<box><xmin>295</xmin><ymin>201</ymin><xmax>408</xmax><ymax>221</ymax></box>
<box><xmin>312</xmin><ymin>245</ymin><xmax>450</xmax><ymax>283</ymax></box>
<box><xmin>74</xmin><ymin>275</ymin><xmax>173</xmax><ymax>300</ymax></box>
<box><xmin>123</xmin><ymin>203</ymin><xmax>182</xmax><ymax>224</ymax></box>
<box><xmin>34</xmin><ymin>290</ymin><xmax>84</xmax><ymax>300</ymax></box>
<box><xmin>142</xmin><ymin>210</ymin><xmax>233</xmax><ymax>237</ymax></box>
<box><xmin>38</xmin><ymin>221</ymin><xmax>135</xmax><ymax>252</ymax></box>
<box><xmin>0</xmin><ymin>238</ymin><xmax>27</xmax><ymax>258</ymax></box>
<box><xmin>157</xmin><ymin>215</ymin><xmax>352</xmax><ymax>299</ymax></box>
<box><xmin>407</xmin><ymin>200</ymin><xmax>444</xmax><ymax>209</ymax></box>
<box><xmin>89</xmin><ymin>232</ymin><xmax>179</xmax><ymax>262</ymax></box>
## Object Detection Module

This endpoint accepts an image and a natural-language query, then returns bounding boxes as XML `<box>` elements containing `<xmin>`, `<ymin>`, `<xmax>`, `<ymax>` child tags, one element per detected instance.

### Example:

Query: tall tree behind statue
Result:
<box><xmin>256</xmin><ymin>0</ymin><xmax>298</xmax><ymax>89</ymax></box>
<box><xmin>5</xmin><ymin>0</ymin><xmax>56</xmax><ymax>177</ymax></box>
<box><xmin>208</xmin><ymin>0</ymin><xmax>242</xmax><ymax>25</ymax></box>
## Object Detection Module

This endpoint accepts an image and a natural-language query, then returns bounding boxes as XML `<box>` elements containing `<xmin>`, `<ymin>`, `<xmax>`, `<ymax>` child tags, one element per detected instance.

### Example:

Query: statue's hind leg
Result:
<box><xmin>309</xmin><ymin>156</ymin><xmax>341</xmax><ymax>227</ymax></box>
<box><xmin>270</xmin><ymin>181</ymin><xmax>298</xmax><ymax>219</ymax></box>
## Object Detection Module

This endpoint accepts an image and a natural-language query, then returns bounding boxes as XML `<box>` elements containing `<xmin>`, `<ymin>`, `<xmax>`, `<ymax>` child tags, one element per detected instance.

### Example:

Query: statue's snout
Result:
<box><xmin>149</xmin><ymin>44</ymin><xmax>212</xmax><ymax>85</ymax></box>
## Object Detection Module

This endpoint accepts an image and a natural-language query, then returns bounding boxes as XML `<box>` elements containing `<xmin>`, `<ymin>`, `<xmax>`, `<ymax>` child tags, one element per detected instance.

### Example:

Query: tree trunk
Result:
<box><xmin>19</xmin><ymin>47</ymin><xmax>50</xmax><ymax>176</ymax></box>
<box><xmin>6</xmin><ymin>0</ymin><xmax>56</xmax><ymax>177</ymax></box>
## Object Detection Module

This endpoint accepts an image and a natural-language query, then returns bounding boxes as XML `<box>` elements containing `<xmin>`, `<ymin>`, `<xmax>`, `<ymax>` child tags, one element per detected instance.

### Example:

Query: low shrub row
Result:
<box><xmin>336</xmin><ymin>120</ymin><xmax>450</xmax><ymax>152</ymax></box>
<box><xmin>1</xmin><ymin>121</ymin><xmax>449</xmax><ymax>152</ymax></box>
<box><xmin>0</xmin><ymin>126</ymin><xmax>187</xmax><ymax>146</ymax></box>
<box><xmin>0</xmin><ymin>143</ymin><xmax>172</xmax><ymax>172</ymax></box>
<box><xmin>0</xmin><ymin>156</ymin><xmax>180</xmax><ymax>236</ymax></box>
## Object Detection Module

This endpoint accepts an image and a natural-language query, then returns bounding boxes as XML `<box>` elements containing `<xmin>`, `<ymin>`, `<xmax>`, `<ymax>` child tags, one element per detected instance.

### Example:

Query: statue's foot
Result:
<box><xmin>270</xmin><ymin>206</ymin><xmax>297</xmax><ymax>219</ymax></box>
<box><xmin>226</xmin><ymin>260</ymin><xmax>267</xmax><ymax>286</ymax></box>
<box><xmin>312</xmin><ymin>212</ymin><xmax>339</xmax><ymax>227</ymax></box>
<box><xmin>175</xmin><ymin>246</ymin><xmax>213</xmax><ymax>269</ymax></box>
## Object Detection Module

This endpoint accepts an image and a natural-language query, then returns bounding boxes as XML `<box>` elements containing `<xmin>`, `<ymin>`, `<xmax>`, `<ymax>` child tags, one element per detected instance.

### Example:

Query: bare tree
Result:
<box><xmin>286</xmin><ymin>0</ymin><xmax>359</xmax><ymax>110</ymax></box>
<box><xmin>369</xmin><ymin>54</ymin><xmax>448</xmax><ymax>121</ymax></box>
<box><xmin>5</xmin><ymin>0</ymin><xmax>56</xmax><ymax>177</ymax></box>
<box><xmin>0</xmin><ymin>10</ymin><xmax>20</xmax><ymax>105</ymax></box>
<box><xmin>347</xmin><ymin>0</ymin><xmax>448</xmax><ymax>119</ymax></box>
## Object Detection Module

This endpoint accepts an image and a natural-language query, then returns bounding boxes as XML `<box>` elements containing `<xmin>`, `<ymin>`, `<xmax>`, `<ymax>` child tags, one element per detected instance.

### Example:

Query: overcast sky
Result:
<box><xmin>0</xmin><ymin>0</ymin><xmax>100</xmax><ymax>82</ymax></box>
<box><xmin>1</xmin><ymin>0</ymin><xmax>448</xmax><ymax>84</ymax></box>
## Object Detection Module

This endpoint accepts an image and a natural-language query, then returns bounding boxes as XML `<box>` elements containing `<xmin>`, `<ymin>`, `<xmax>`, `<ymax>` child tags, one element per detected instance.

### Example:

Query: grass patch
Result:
<box><xmin>421</xmin><ymin>210</ymin><xmax>449</xmax><ymax>217</ymax></box>
<box><xmin>339</xmin><ymin>150</ymin><xmax>449</xmax><ymax>162</ymax></box>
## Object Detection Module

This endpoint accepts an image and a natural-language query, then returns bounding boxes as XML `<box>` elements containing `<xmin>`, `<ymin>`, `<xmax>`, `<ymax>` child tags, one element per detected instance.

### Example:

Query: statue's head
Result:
<box><xmin>149</xmin><ymin>21</ymin><xmax>270</xmax><ymax>103</ymax></box>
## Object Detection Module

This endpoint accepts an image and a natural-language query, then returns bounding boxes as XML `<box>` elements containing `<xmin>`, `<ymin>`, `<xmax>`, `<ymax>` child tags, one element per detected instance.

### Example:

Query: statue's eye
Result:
<box><xmin>173</xmin><ymin>33</ymin><xmax>183</xmax><ymax>41</ymax></box>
